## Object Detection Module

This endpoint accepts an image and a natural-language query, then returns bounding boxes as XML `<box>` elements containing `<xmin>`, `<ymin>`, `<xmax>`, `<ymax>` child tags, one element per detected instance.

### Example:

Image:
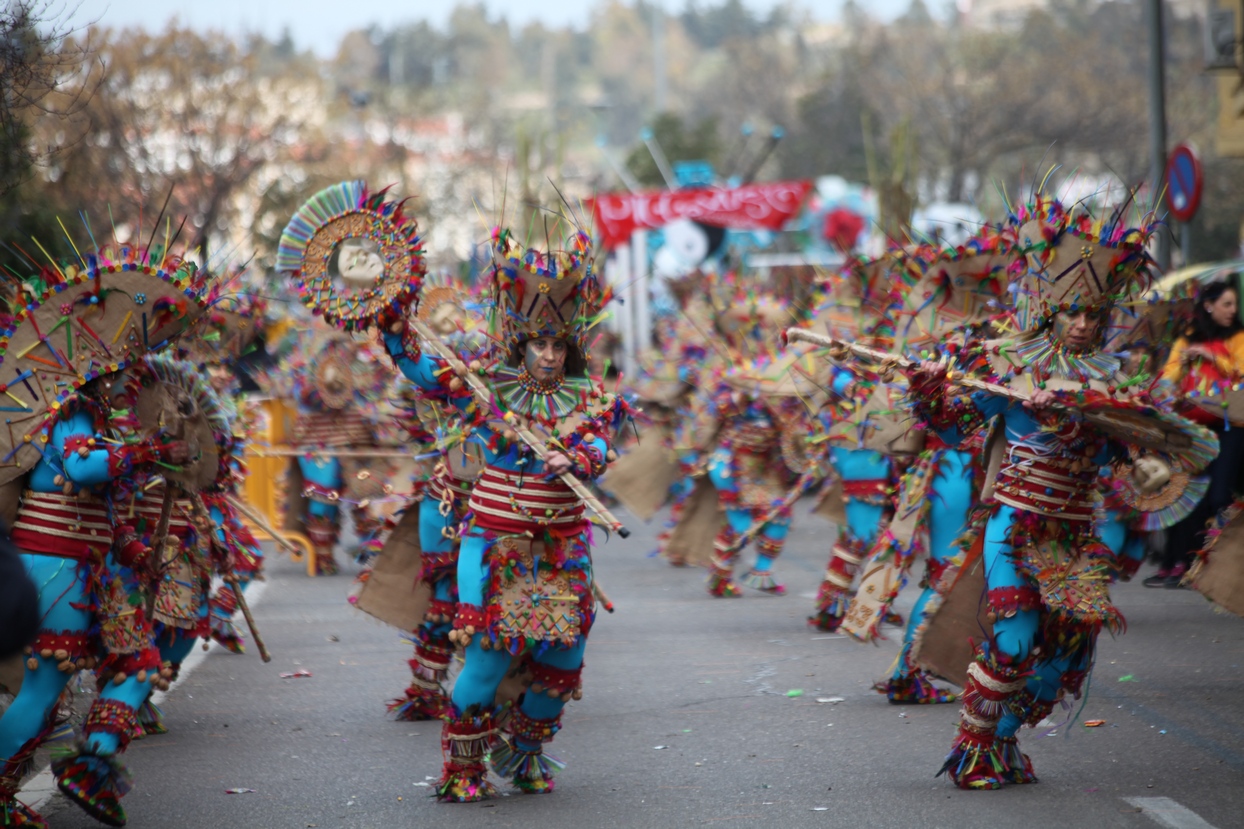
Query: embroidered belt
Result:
<box><xmin>468</xmin><ymin>465</ymin><xmax>585</xmax><ymax>532</ymax></box>
<box><xmin>12</xmin><ymin>490</ymin><xmax>113</xmax><ymax>559</ymax></box>
<box><xmin>993</xmin><ymin>444</ymin><xmax>1098</xmax><ymax>521</ymax></box>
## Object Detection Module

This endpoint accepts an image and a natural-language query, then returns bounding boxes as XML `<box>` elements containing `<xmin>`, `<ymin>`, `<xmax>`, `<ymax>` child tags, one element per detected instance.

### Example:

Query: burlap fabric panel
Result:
<box><xmin>355</xmin><ymin>506</ymin><xmax>431</xmax><ymax>631</ymax></box>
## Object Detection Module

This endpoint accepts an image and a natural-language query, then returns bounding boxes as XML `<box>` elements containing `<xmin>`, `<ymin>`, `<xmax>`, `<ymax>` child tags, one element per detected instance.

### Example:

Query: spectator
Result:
<box><xmin>1150</xmin><ymin>278</ymin><xmax>1244</xmax><ymax>587</ymax></box>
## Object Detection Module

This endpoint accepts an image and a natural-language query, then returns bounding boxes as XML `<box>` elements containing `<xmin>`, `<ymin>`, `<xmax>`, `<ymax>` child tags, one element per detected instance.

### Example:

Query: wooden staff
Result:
<box><xmin>223</xmin><ymin>572</ymin><xmax>271</xmax><ymax>662</ymax></box>
<box><xmin>190</xmin><ymin>494</ymin><xmax>272</xmax><ymax>662</ymax></box>
<box><xmin>407</xmin><ymin>318</ymin><xmax>631</xmax><ymax>538</ymax></box>
<box><xmin>785</xmin><ymin>328</ymin><xmax>1183</xmax><ymax>453</ymax></box>
<box><xmin>225</xmin><ymin>493</ymin><xmax>305</xmax><ymax>558</ymax></box>
<box><xmin>249</xmin><ymin>448</ymin><xmax>424</xmax><ymax>460</ymax></box>
<box><xmin>786</xmin><ymin>329</ymin><xmax>1029</xmax><ymax>403</ymax></box>
<box><xmin>592</xmin><ymin>580</ymin><xmax>615</xmax><ymax>613</ymax></box>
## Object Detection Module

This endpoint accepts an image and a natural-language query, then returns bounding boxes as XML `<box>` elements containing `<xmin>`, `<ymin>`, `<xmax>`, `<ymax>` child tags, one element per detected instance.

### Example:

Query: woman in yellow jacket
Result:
<box><xmin>1151</xmin><ymin>278</ymin><xmax>1244</xmax><ymax>586</ymax></box>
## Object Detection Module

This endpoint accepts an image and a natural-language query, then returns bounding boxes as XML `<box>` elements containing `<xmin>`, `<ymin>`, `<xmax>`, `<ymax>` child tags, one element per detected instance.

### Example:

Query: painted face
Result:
<box><xmin>523</xmin><ymin>336</ymin><xmax>568</xmax><ymax>381</ymax></box>
<box><xmin>1051</xmin><ymin>310</ymin><xmax>1103</xmax><ymax>351</ymax></box>
<box><xmin>1204</xmin><ymin>288</ymin><xmax>1238</xmax><ymax>329</ymax></box>
<box><xmin>207</xmin><ymin>365</ymin><xmax>233</xmax><ymax>394</ymax></box>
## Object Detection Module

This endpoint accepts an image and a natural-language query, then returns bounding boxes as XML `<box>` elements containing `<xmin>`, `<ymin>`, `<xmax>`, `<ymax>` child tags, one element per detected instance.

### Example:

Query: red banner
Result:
<box><xmin>586</xmin><ymin>180</ymin><xmax>813</xmax><ymax>248</ymax></box>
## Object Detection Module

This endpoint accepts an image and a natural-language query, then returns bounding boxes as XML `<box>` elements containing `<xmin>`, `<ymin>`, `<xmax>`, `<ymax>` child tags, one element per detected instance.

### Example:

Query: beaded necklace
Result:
<box><xmin>493</xmin><ymin>365</ymin><xmax>592</xmax><ymax>422</ymax></box>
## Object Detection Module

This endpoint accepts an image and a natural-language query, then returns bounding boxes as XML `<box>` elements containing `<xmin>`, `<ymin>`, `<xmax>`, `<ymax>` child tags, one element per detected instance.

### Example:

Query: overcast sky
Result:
<box><xmin>68</xmin><ymin>0</ymin><xmax>915</xmax><ymax>55</ymax></box>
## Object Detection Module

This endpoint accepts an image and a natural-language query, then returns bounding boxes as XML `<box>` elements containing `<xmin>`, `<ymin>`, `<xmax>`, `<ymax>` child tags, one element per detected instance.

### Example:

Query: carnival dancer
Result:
<box><xmin>839</xmin><ymin>244</ymin><xmax>1010</xmax><ymax>702</ymax></box>
<box><xmin>684</xmin><ymin>292</ymin><xmax>806</xmax><ymax>597</ymax></box>
<box><xmin>0</xmin><ymin>246</ymin><xmax>205</xmax><ymax>827</ymax></box>
<box><xmin>287</xmin><ymin>334</ymin><xmax>382</xmax><ymax>575</ymax></box>
<box><xmin>804</xmin><ymin>256</ymin><xmax>907</xmax><ymax>631</ymax></box>
<box><xmin>903</xmin><ymin>196</ymin><xmax>1215</xmax><ymax>789</ymax></box>
<box><xmin>178</xmin><ymin>286</ymin><xmax>268</xmax><ymax>655</ymax></box>
<box><xmin>384</xmin><ymin>226</ymin><xmax>629</xmax><ymax>800</ymax></box>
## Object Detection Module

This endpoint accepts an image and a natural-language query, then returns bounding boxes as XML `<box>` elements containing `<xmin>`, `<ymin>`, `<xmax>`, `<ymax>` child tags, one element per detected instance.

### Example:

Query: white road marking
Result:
<box><xmin>19</xmin><ymin>580</ymin><xmax>268</xmax><ymax>813</ymax></box>
<box><xmin>1125</xmin><ymin>797</ymin><xmax>1220</xmax><ymax>829</ymax></box>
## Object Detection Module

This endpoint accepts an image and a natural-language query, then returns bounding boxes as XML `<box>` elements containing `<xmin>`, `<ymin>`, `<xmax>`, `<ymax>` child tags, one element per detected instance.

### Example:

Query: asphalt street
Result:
<box><xmin>25</xmin><ymin>502</ymin><xmax>1244</xmax><ymax>829</ymax></box>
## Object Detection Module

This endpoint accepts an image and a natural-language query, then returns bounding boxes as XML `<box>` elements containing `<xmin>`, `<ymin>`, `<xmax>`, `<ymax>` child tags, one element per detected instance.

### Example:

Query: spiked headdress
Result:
<box><xmin>488</xmin><ymin>227</ymin><xmax>606</xmax><ymax>363</ymax></box>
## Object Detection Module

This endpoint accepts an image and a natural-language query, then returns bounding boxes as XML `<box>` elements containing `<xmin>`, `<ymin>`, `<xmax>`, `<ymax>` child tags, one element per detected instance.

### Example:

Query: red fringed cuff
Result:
<box><xmin>452</xmin><ymin>604</ymin><xmax>488</xmax><ymax>634</ymax></box>
<box><xmin>425</xmin><ymin>598</ymin><xmax>456</xmax><ymax>622</ymax></box>
<box><xmin>83</xmin><ymin>699</ymin><xmax>142</xmax><ymax>749</ymax></box>
<box><xmin>841</xmin><ymin>478</ymin><xmax>891</xmax><ymax>505</ymax></box>
<box><xmin>211</xmin><ymin>587</ymin><xmax>238</xmax><ymax>616</ymax></box>
<box><xmin>527</xmin><ymin>662</ymin><xmax>583</xmax><ymax>699</ymax></box>
<box><xmin>31</xmin><ymin>629</ymin><xmax>94</xmax><ymax>661</ymax></box>
<box><xmin>508</xmin><ymin>709</ymin><xmax>562</xmax><ymax>743</ymax></box>
<box><xmin>987</xmin><ymin>586</ymin><xmax>1042</xmax><ymax>615</ymax></box>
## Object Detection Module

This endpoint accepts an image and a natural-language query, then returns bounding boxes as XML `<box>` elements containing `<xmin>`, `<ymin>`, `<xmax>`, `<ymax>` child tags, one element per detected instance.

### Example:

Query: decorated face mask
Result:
<box><xmin>335</xmin><ymin>238</ymin><xmax>385</xmax><ymax>283</ymax></box>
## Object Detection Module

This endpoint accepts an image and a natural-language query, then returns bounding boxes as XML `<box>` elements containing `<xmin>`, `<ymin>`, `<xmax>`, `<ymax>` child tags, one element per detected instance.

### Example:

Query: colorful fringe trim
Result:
<box><xmin>387</xmin><ymin>682</ymin><xmax>448</xmax><ymax>722</ymax></box>
<box><xmin>937</xmin><ymin>645</ymin><xmax>1029</xmax><ymax>790</ymax></box>
<box><xmin>137</xmin><ymin>700</ymin><xmax>167</xmax><ymax>737</ymax></box>
<box><xmin>490</xmin><ymin>740</ymin><xmax>565</xmax><ymax>794</ymax></box>
<box><xmin>741</xmin><ymin>569</ymin><xmax>785</xmax><ymax>595</ymax></box>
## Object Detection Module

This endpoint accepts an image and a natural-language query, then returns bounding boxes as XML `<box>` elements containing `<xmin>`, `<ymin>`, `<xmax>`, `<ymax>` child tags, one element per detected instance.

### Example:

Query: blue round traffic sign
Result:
<box><xmin>1166</xmin><ymin>143</ymin><xmax>1203</xmax><ymax>223</ymax></box>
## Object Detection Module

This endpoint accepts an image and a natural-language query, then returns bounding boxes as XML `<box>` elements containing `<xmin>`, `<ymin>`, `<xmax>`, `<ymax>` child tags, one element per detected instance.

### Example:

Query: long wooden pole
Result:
<box><xmin>786</xmin><ymin>328</ymin><xmax>1030</xmax><ymax>403</ymax></box>
<box><xmin>408</xmin><ymin>319</ymin><xmax>631</xmax><ymax>538</ymax></box>
<box><xmin>144</xmin><ymin>487</ymin><xmax>178</xmax><ymax>618</ymax></box>
<box><xmin>785</xmin><ymin>328</ymin><xmax>1186</xmax><ymax>450</ymax></box>
<box><xmin>224</xmin><ymin>572</ymin><xmax>271</xmax><ymax>663</ymax></box>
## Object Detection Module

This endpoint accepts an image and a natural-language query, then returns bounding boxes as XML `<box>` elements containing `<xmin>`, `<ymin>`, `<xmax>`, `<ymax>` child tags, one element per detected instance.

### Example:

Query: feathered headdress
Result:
<box><xmin>1010</xmin><ymin>194</ymin><xmax>1155</xmax><ymax>331</ymax></box>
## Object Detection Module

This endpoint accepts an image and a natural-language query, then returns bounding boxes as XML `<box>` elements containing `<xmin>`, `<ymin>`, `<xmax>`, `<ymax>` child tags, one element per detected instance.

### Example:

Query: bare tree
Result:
<box><xmin>0</xmin><ymin>0</ymin><xmax>98</xmax><ymax>195</ymax></box>
<box><xmin>41</xmin><ymin>25</ymin><xmax>314</xmax><ymax>260</ymax></box>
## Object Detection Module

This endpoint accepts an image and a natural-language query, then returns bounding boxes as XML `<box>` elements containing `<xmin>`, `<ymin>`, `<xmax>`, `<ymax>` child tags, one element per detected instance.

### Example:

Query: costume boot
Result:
<box><xmin>389</xmin><ymin>630</ymin><xmax>452</xmax><ymax>721</ymax></box>
<box><xmin>937</xmin><ymin>644</ymin><xmax>1029</xmax><ymax>790</ymax></box>
<box><xmin>436</xmin><ymin>707</ymin><xmax>499</xmax><ymax>803</ymax></box>
<box><xmin>0</xmin><ymin>735</ymin><xmax>50</xmax><ymax>828</ymax></box>
<box><xmin>53</xmin><ymin>698</ymin><xmax>141</xmax><ymax>827</ymax></box>
<box><xmin>878</xmin><ymin>670</ymin><xmax>957</xmax><ymax>704</ymax></box>
<box><xmin>492</xmin><ymin>710</ymin><xmax>564</xmax><ymax>794</ymax></box>
<box><xmin>706</xmin><ymin>526</ymin><xmax>742</xmax><ymax>597</ymax></box>
<box><xmin>809</xmin><ymin>533</ymin><xmax>866</xmax><ymax>630</ymax></box>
